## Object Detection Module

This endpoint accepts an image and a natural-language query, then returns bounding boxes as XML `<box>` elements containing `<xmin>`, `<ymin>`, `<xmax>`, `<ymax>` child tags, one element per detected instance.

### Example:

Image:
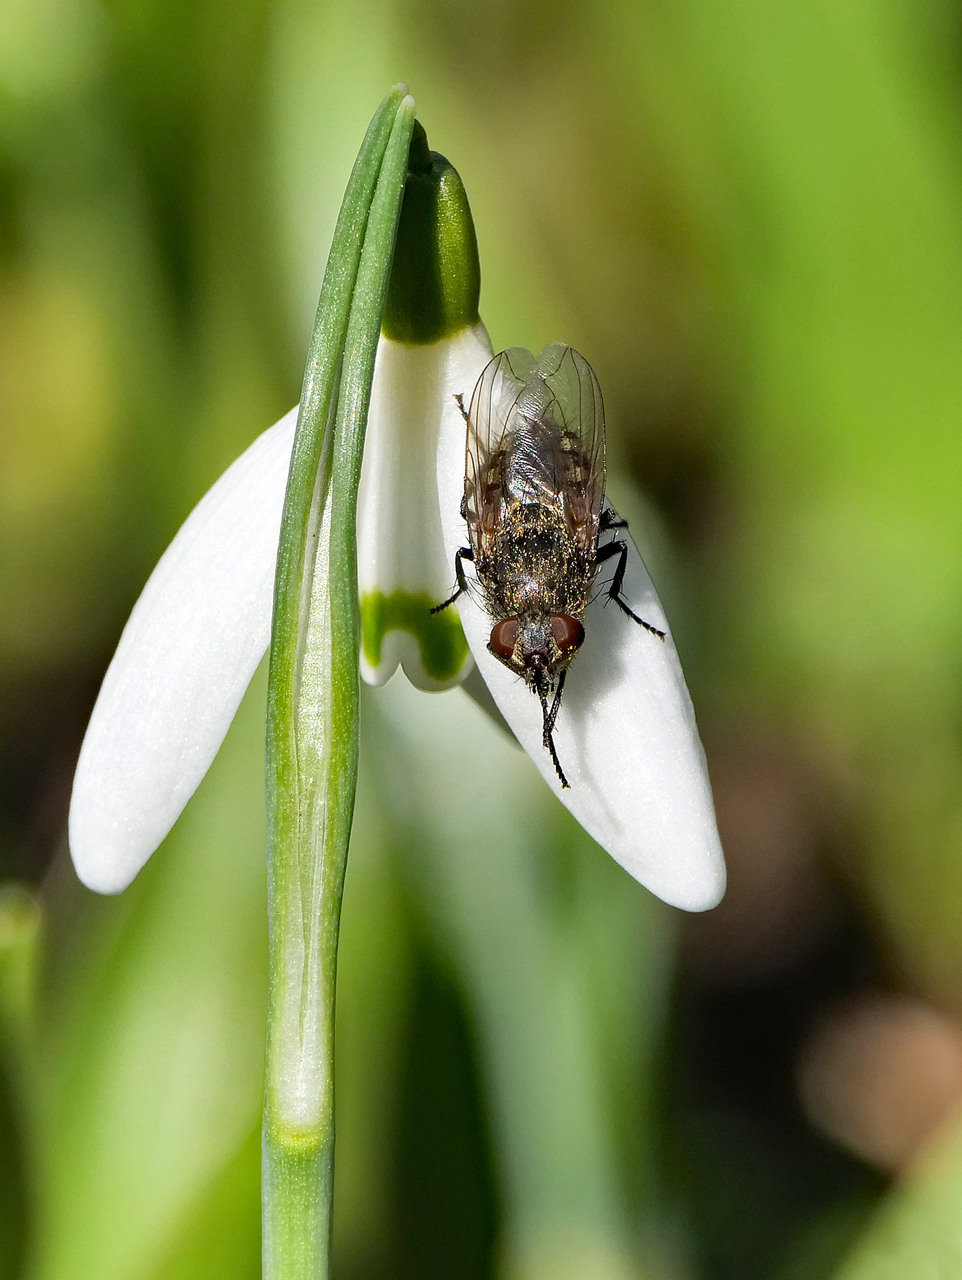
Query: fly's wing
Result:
<box><xmin>464</xmin><ymin>347</ymin><xmax>536</xmax><ymax>560</ymax></box>
<box><xmin>512</xmin><ymin>343</ymin><xmax>606</xmax><ymax>549</ymax></box>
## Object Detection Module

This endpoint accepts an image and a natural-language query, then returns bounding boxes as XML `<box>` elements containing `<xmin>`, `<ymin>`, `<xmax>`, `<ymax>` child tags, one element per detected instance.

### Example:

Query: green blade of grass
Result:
<box><xmin>263</xmin><ymin>88</ymin><xmax>415</xmax><ymax>1280</ymax></box>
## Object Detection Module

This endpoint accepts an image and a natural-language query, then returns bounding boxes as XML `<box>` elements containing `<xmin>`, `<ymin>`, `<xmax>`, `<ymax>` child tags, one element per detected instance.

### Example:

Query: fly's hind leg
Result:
<box><xmin>599</xmin><ymin>508</ymin><xmax>628</xmax><ymax>532</ymax></box>
<box><xmin>431</xmin><ymin>546</ymin><xmax>474</xmax><ymax>613</ymax></box>
<box><xmin>454</xmin><ymin>392</ymin><xmax>470</xmax><ymax>423</ymax></box>
<box><xmin>598</xmin><ymin>509</ymin><xmax>664</xmax><ymax>635</ymax></box>
<box><xmin>594</xmin><ymin>540</ymin><xmax>666</xmax><ymax>640</ymax></box>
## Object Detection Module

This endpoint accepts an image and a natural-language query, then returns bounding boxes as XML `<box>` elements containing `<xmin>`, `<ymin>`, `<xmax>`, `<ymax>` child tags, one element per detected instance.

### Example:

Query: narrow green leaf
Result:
<box><xmin>267</xmin><ymin>84</ymin><xmax>409</xmax><ymax>764</ymax></box>
<box><xmin>263</xmin><ymin>88</ymin><xmax>416</xmax><ymax>1280</ymax></box>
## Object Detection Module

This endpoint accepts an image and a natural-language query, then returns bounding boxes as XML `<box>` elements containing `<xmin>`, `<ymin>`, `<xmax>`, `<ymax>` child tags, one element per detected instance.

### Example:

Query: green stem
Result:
<box><xmin>263</xmin><ymin>90</ymin><xmax>415</xmax><ymax>1279</ymax></box>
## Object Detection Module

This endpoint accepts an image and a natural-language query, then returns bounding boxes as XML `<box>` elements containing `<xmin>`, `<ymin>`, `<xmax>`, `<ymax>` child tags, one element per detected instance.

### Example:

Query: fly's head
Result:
<box><xmin>487</xmin><ymin>611</ymin><xmax>585</xmax><ymax>692</ymax></box>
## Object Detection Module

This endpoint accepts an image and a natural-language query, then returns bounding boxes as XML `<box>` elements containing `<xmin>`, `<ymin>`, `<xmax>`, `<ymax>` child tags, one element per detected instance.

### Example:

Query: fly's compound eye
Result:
<box><xmin>549</xmin><ymin>615</ymin><xmax>585</xmax><ymax>654</ymax></box>
<box><xmin>489</xmin><ymin>618</ymin><xmax>520</xmax><ymax>658</ymax></box>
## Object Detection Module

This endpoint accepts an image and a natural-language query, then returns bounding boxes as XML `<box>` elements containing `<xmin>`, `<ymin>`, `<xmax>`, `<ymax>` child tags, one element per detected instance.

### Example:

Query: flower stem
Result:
<box><xmin>263</xmin><ymin>89</ymin><xmax>415</xmax><ymax>1280</ymax></box>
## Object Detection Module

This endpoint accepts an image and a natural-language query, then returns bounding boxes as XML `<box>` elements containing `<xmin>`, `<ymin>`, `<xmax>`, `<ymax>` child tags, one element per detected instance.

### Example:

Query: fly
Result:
<box><xmin>433</xmin><ymin>343</ymin><xmax>665</xmax><ymax>788</ymax></box>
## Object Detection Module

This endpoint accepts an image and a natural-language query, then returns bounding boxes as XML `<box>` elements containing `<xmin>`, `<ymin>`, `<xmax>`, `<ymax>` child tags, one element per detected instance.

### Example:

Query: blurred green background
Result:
<box><xmin>4</xmin><ymin>0</ymin><xmax>962</xmax><ymax>1277</ymax></box>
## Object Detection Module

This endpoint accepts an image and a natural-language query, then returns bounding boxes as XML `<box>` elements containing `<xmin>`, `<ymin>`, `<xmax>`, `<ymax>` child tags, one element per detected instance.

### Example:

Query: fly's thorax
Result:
<box><xmin>476</xmin><ymin>502</ymin><xmax>595</xmax><ymax>621</ymax></box>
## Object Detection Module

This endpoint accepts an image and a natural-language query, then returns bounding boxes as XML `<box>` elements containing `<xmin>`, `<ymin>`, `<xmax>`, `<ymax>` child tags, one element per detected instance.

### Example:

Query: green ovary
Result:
<box><xmin>361</xmin><ymin>590</ymin><xmax>470</xmax><ymax>682</ymax></box>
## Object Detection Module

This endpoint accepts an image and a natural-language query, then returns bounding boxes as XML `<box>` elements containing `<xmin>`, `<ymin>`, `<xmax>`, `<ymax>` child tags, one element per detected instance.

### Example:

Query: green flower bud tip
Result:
<box><xmin>382</xmin><ymin>121</ymin><xmax>482</xmax><ymax>345</ymax></box>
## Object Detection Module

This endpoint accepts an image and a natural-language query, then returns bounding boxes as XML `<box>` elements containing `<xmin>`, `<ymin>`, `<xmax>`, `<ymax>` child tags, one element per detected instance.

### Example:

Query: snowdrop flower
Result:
<box><xmin>68</xmin><ymin>122</ymin><xmax>724</xmax><ymax>913</ymax></box>
<box><xmin>68</xmin><ymin>127</ymin><xmax>490</xmax><ymax>895</ymax></box>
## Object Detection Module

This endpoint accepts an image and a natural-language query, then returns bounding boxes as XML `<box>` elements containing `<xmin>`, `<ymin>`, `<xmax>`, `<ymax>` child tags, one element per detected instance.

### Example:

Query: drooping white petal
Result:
<box><xmin>357</xmin><ymin>323</ymin><xmax>491</xmax><ymax>690</ymax></box>
<box><xmin>436</xmin><ymin>376</ymin><xmax>725</xmax><ymax>913</ymax></box>
<box><xmin>69</xmin><ymin>408</ymin><xmax>297</xmax><ymax>894</ymax></box>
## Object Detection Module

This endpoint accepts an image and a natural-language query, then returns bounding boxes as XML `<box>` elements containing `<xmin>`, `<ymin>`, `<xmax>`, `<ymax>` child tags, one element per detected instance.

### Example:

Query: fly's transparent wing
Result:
<box><xmin>535</xmin><ymin>344</ymin><xmax>605</xmax><ymax>470</ymax></box>
<box><xmin>464</xmin><ymin>348</ymin><xmax>535</xmax><ymax>560</ymax></box>
<box><xmin>535</xmin><ymin>344</ymin><xmax>605</xmax><ymax>545</ymax></box>
<box><xmin>463</xmin><ymin>344</ymin><xmax>605</xmax><ymax>558</ymax></box>
<box><xmin>509</xmin><ymin>344</ymin><xmax>606</xmax><ymax>548</ymax></box>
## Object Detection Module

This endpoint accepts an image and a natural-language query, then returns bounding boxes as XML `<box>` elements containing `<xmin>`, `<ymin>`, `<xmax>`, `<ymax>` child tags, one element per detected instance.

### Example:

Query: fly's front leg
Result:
<box><xmin>543</xmin><ymin>670</ymin><xmax>567</xmax><ymax>743</ymax></box>
<box><xmin>594</xmin><ymin>540</ymin><xmax>666</xmax><ymax>639</ymax></box>
<box><xmin>431</xmin><ymin>546</ymin><xmax>474</xmax><ymax>613</ymax></box>
<box><xmin>536</xmin><ymin>684</ymin><xmax>570</xmax><ymax>789</ymax></box>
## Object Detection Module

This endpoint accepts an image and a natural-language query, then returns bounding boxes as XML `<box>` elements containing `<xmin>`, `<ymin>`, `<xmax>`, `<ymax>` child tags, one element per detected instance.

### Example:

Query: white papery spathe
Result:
<box><xmin>435</xmin><ymin>386</ymin><xmax>726</xmax><ymax>913</ymax></box>
<box><xmin>69</xmin><ymin>409</ymin><xmax>297</xmax><ymax>894</ymax></box>
<box><xmin>357</xmin><ymin>322</ymin><xmax>492</xmax><ymax>689</ymax></box>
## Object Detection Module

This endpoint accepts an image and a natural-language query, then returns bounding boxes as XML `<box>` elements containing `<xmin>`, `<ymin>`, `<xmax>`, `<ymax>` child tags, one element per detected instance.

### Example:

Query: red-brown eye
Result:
<box><xmin>550</xmin><ymin>615</ymin><xmax>585</xmax><ymax>653</ymax></box>
<box><xmin>489</xmin><ymin>618</ymin><xmax>520</xmax><ymax>658</ymax></box>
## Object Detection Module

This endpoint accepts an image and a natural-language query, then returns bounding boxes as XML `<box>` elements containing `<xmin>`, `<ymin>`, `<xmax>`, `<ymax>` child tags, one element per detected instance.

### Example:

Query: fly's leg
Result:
<box><xmin>543</xmin><ymin>669</ymin><xmax>566</xmax><ymax>742</ymax></box>
<box><xmin>536</xmin><ymin>680</ymin><xmax>570</xmax><ymax>789</ymax></box>
<box><xmin>454</xmin><ymin>392</ymin><xmax>470</xmax><ymax>423</ymax></box>
<box><xmin>599</xmin><ymin>508</ymin><xmax>628</xmax><ymax>532</ymax></box>
<box><xmin>598</xmin><ymin>508</ymin><xmax>664</xmax><ymax>633</ymax></box>
<box><xmin>431</xmin><ymin>546</ymin><xmax>474</xmax><ymax>613</ymax></box>
<box><xmin>594</xmin><ymin>540</ymin><xmax>666</xmax><ymax>639</ymax></box>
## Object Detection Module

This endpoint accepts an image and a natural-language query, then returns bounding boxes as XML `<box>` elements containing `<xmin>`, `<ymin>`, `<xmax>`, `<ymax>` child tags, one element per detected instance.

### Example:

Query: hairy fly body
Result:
<box><xmin>434</xmin><ymin>343</ymin><xmax>664</xmax><ymax>787</ymax></box>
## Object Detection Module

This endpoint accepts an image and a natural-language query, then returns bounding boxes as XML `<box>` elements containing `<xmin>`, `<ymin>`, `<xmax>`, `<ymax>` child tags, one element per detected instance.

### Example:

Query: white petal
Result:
<box><xmin>69</xmin><ymin>408</ymin><xmax>297</xmax><ymax>893</ymax></box>
<box><xmin>357</xmin><ymin>324</ymin><xmax>492</xmax><ymax>690</ymax></box>
<box><xmin>437</xmin><ymin>414</ymin><xmax>725</xmax><ymax>912</ymax></box>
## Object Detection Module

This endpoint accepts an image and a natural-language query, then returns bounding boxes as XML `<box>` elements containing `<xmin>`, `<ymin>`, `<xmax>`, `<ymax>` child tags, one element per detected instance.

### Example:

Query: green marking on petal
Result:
<box><xmin>382</xmin><ymin>121</ymin><xmax>481</xmax><ymax>345</ymax></box>
<box><xmin>361</xmin><ymin>590</ymin><xmax>470</xmax><ymax>682</ymax></box>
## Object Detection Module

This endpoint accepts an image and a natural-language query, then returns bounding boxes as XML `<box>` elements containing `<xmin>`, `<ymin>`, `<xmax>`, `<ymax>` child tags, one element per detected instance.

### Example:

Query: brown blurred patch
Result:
<box><xmin>626</xmin><ymin>429</ymin><xmax>729</xmax><ymax>560</ymax></box>
<box><xmin>0</xmin><ymin>662</ymin><xmax>94</xmax><ymax>883</ymax></box>
<box><xmin>684</xmin><ymin>734</ymin><xmax>843</xmax><ymax>983</ymax></box>
<box><xmin>797</xmin><ymin>993</ymin><xmax>962</xmax><ymax>1173</ymax></box>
